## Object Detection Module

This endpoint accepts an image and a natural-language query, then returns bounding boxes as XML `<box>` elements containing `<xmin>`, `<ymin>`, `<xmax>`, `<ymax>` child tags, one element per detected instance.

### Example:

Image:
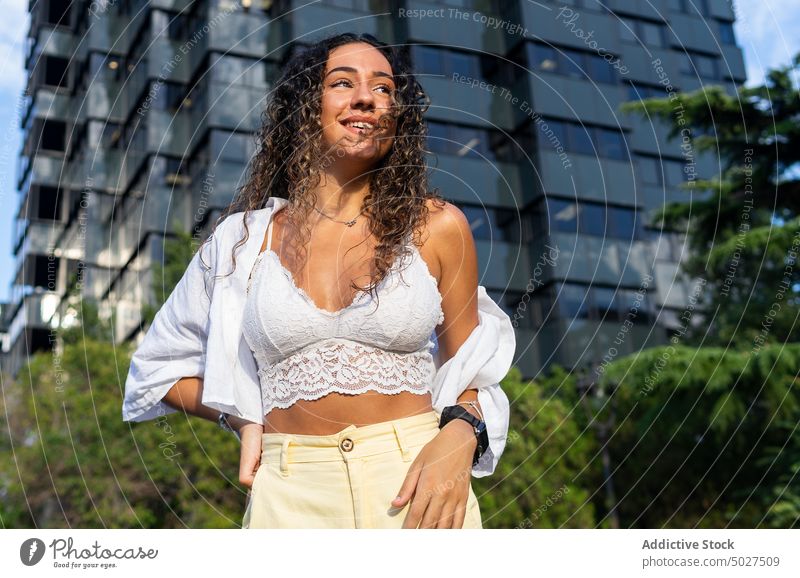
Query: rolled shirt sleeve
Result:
<box><xmin>429</xmin><ymin>285</ymin><xmax>516</xmax><ymax>477</ymax></box>
<box><xmin>122</xmin><ymin>234</ymin><xmax>217</xmax><ymax>423</ymax></box>
<box><xmin>122</xmin><ymin>209</ymin><xmax>272</xmax><ymax>428</ymax></box>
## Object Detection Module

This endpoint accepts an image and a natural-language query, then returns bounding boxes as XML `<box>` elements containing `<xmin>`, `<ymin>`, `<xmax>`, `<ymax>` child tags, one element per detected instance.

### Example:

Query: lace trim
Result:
<box><xmin>246</xmin><ymin>240</ymin><xmax>444</xmax><ymax>325</ymax></box>
<box><xmin>258</xmin><ymin>340</ymin><xmax>435</xmax><ymax>414</ymax></box>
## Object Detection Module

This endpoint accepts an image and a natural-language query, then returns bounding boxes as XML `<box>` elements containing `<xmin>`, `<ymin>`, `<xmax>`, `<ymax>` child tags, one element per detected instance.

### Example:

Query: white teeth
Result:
<box><xmin>345</xmin><ymin>121</ymin><xmax>374</xmax><ymax>129</ymax></box>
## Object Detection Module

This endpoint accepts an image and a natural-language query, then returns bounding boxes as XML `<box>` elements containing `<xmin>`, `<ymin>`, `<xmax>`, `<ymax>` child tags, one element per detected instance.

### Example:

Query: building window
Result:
<box><xmin>669</xmin><ymin>0</ymin><xmax>709</xmax><ymax>15</ymax></box>
<box><xmin>152</xmin><ymin>10</ymin><xmax>191</xmax><ymax>42</ymax></box>
<box><xmin>426</xmin><ymin>120</ymin><xmax>522</xmax><ymax>163</ymax></box>
<box><xmin>636</xmin><ymin>155</ymin><xmax>691</xmax><ymax>188</ymax></box>
<box><xmin>566</xmin><ymin>122</ymin><xmax>594</xmax><ymax>155</ymax></box>
<box><xmin>460</xmin><ymin>203</ymin><xmax>522</xmax><ymax>243</ymax></box>
<box><xmin>411</xmin><ymin>44</ymin><xmax>500</xmax><ymax>84</ymax></box>
<box><xmin>591</xmin><ymin>287</ymin><xmax>620</xmax><ymax>321</ymax></box>
<box><xmin>36</xmin><ymin>185</ymin><xmax>62</xmax><ymax>221</ymax></box>
<box><xmin>718</xmin><ymin>21</ymin><xmax>736</xmax><ymax>45</ymax></box>
<box><xmin>681</xmin><ymin>51</ymin><xmax>720</xmax><ymax>80</ymax></box>
<box><xmin>607</xmin><ymin>206</ymin><xmax>638</xmax><ymax>240</ymax></box>
<box><xmin>134</xmin><ymin>80</ymin><xmax>186</xmax><ymax>114</ymax></box>
<box><xmin>556</xmin><ymin>282</ymin><xmax>652</xmax><ymax>324</ymax></box>
<box><xmin>619</xmin><ymin>288</ymin><xmax>654</xmax><ymax>323</ymax></box>
<box><xmin>558</xmin><ymin>283</ymin><xmax>590</xmax><ymax>320</ymax></box>
<box><xmin>44</xmin><ymin>0</ymin><xmax>72</xmax><ymax>26</ymax></box>
<box><xmin>527</xmin><ymin>42</ymin><xmax>621</xmax><ymax>85</ymax></box>
<box><xmin>545</xmin><ymin>197</ymin><xmax>639</xmax><ymax>240</ymax></box>
<box><xmin>579</xmin><ymin>202</ymin><xmax>606</xmax><ymax>237</ymax></box>
<box><xmin>164</xmin><ymin>157</ymin><xmax>191</xmax><ymax>187</ymax></box>
<box><xmin>596</xmin><ymin>127</ymin><xmax>627</xmax><ymax>160</ymax></box>
<box><xmin>530</xmin><ymin>44</ymin><xmax>558</xmax><ymax>73</ymax></box>
<box><xmin>547</xmin><ymin>198</ymin><xmax>578</xmax><ymax>234</ymax></box>
<box><xmin>40</xmin><ymin>120</ymin><xmax>67</xmax><ymax>152</ymax></box>
<box><xmin>541</xmin><ymin>118</ymin><xmax>627</xmax><ymax>161</ymax></box>
<box><xmin>619</xmin><ymin>17</ymin><xmax>667</xmax><ymax>48</ymax></box>
<box><xmin>209</xmin><ymin>53</ymin><xmax>265</xmax><ymax>86</ymax></box>
<box><xmin>626</xmin><ymin>81</ymin><xmax>667</xmax><ymax>102</ymax></box>
<box><xmin>33</xmin><ymin>255</ymin><xmax>59</xmax><ymax>290</ymax></box>
<box><xmin>43</xmin><ymin>56</ymin><xmax>70</xmax><ymax>88</ymax></box>
<box><xmin>489</xmin><ymin>288</ymin><xmax>553</xmax><ymax>331</ymax></box>
<box><xmin>412</xmin><ymin>45</ymin><xmax>486</xmax><ymax>80</ymax></box>
<box><xmin>86</xmin><ymin>120</ymin><xmax>124</xmax><ymax>150</ymax></box>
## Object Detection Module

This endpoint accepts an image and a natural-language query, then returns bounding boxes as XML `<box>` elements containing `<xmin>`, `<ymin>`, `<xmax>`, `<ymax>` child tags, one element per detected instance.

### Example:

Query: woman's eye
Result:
<box><xmin>331</xmin><ymin>79</ymin><xmax>393</xmax><ymax>94</ymax></box>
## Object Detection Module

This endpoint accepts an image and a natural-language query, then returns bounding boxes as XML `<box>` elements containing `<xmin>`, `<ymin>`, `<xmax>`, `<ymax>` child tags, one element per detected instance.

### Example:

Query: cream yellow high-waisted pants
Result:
<box><xmin>241</xmin><ymin>410</ymin><xmax>483</xmax><ymax>529</ymax></box>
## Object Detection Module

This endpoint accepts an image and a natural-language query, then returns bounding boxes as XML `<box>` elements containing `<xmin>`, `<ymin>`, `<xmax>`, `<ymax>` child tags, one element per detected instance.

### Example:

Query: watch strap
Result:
<box><xmin>438</xmin><ymin>405</ymin><xmax>489</xmax><ymax>467</ymax></box>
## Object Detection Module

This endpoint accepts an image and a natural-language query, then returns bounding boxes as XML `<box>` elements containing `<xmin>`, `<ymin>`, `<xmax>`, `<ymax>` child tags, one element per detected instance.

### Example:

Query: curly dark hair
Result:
<box><xmin>205</xmin><ymin>31</ymin><xmax>446</xmax><ymax>308</ymax></box>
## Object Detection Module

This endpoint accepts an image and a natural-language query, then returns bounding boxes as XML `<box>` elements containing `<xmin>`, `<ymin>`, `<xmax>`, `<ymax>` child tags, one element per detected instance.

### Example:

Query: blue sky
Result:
<box><xmin>1</xmin><ymin>1</ymin><xmax>799</xmax><ymax>303</ymax></box>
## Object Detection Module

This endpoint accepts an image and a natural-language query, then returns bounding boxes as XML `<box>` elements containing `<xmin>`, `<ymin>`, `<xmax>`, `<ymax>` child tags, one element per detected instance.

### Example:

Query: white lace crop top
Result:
<box><xmin>241</xmin><ymin>213</ymin><xmax>445</xmax><ymax>415</ymax></box>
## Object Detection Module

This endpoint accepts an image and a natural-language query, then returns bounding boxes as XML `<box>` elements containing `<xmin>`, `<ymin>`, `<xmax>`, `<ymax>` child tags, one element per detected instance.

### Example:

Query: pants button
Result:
<box><xmin>340</xmin><ymin>438</ymin><xmax>354</xmax><ymax>452</ymax></box>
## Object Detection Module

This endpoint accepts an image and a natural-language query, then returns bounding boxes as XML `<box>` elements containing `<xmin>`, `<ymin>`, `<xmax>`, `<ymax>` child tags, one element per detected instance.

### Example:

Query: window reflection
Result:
<box><xmin>460</xmin><ymin>204</ymin><xmax>522</xmax><ymax>243</ymax></box>
<box><xmin>544</xmin><ymin>197</ymin><xmax>639</xmax><ymax>240</ymax></box>
<box><xmin>426</xmin><ymin>120</ymin><xmax>523</xmax><ymax>163</ymax></box>
<box><xmin>539</xmin><ymin>118</ymin><xmax>627</xmax><ymax>161</ymax></box>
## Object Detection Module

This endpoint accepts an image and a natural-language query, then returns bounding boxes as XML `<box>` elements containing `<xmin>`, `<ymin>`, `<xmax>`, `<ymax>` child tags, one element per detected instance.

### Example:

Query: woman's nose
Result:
<box><xmin>350</xmin><ymin>79</ymin><xmax>375</xmax><ymax>108</ymax></box>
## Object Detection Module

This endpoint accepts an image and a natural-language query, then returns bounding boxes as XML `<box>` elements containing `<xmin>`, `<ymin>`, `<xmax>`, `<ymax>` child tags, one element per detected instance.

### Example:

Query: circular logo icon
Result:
<box><xmin>20</xmin><ymin>538</ymin><xmax>46</xmax><ymax>566</ymax></box>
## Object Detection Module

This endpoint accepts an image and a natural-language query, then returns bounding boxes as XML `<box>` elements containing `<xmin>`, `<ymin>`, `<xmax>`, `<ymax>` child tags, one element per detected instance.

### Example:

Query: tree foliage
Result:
<box><xmin>474</xmin><ymin>366</ymin><xmax>603</xmax><ymax>528</ymax></box>
<box><xmin>599</xmin><ymin>343</ymin><xmax>800</xmax><ymax>528</ymax></box>
<box><xmin>621</xmin><ymin>53</ymin><xmax>800</xmax><ymax>347</ymax></box>
<box><xmin>0</xmin><ymin>230</ymin><xmax>249</xmax><ymax>528</ymax></box>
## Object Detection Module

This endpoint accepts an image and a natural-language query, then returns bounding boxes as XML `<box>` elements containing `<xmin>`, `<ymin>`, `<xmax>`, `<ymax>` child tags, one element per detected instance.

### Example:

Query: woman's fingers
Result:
<box><xmin>392</xmin><ymin>459</ymin><xmax>423</xmax><ymax>508</ymax></box>
<box><xmin>239</xmin><ymin>458</ymin><xmax>260</xmax><ymax>488</ymax></box>
<box><xmin>452</xmin><ymin>498</ymin><xmax>467</xmax><ymax>529</ymax></box>
<box><xmin>437</xmin><ymin>500</ymin><xmax>459</xmax><ymax>529</ymax></box>
<box><xmin>419</xmin><ymin>495</ymin><xmax>446</xmax><ymax>528</ymax></box>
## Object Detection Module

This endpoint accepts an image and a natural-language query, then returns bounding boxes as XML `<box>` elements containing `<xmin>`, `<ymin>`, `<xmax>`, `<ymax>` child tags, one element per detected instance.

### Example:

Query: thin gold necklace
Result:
<box><xmin>312</xmin><ymin>204</ymin><xmax>364</xmax><ymax>227</ymax></box>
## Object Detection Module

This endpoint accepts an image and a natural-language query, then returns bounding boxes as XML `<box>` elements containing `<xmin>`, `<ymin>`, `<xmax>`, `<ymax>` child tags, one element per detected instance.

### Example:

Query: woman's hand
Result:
<box><xmin>227</xmin><ymin>416</ymin><xmax>264</xmax><ymax>488</ymax></box>
<box><xmin>392</xmin><ymin>419</ymin><xmax>477</xmax><ymax>528</ymax></box>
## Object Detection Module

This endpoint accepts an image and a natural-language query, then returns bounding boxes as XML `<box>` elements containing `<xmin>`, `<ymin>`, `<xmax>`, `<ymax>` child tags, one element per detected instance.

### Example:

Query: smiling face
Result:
<box><xmin>319</xmin><ymin>42</ymin><xmax>398</xmax><ymax>166</ymax></box>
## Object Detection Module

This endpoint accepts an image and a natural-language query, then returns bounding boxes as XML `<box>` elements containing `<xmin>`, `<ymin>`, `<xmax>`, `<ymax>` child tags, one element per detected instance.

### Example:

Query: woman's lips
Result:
<box><xmin>340</xmin><ymin>122</ymin><xmax>376</xmax><ymax>136</ymax></box>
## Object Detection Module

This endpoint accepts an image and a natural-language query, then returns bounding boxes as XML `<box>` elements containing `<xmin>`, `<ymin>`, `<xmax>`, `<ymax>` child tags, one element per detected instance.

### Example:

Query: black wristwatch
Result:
<box><xmin>438</xmin><ymin>405</ymin><xmax>489</xmax><ymax>467</ymax></box>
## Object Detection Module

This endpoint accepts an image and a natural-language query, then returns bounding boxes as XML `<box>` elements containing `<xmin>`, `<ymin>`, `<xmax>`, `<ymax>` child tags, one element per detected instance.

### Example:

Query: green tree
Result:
<box><xmin>621</xmin><ymin>53</ymin><xmax>800</xmax><ymax>347</ymax></box>
<box><xmin>474</xmin><ymin>366</ymin><xmax>603</xmax><ymax>528</ymax></box>
<box><xmin>0</xmin><ymin>228</ymin><xmax>249</xmax><ymax>528</ymax></box>
<box><xmin>598</xmin><ymin>343</ymin><xmax>800</xmax><ymax>528</ymax></box>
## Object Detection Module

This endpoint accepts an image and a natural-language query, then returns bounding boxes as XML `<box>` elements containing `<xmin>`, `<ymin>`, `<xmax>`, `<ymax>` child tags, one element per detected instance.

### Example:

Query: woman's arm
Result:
<box><xmin>163</xmin><ymin>376</ymin><xmax>221</xmax><ymax>422</ymax></box>
<box><xmin>163</xmin><ymin>376</ymin><xmax>263</xmax><ymax>487</ymax></box>
<box><xmin>395</xmin><ymin>201</ymin><xmax>513</xmax><ymax>528</ymax></box>
<box><xmin>162</xmin><ymin>376</ymin><xmax>261</xmax><ymax>433</ymax></box>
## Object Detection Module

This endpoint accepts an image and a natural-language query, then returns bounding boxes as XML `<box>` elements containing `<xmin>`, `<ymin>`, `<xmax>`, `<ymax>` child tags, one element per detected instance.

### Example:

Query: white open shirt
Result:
<box><xmin>122</xmin><ymin>196</ymin><xmax>516</xmax><ymax>477</ymax></box>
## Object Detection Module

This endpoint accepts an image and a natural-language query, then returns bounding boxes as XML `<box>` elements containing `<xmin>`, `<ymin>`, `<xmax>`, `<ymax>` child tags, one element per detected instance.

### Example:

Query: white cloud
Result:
<box><xmin>733</xmin><ymin>0</ymin><xmax>800</xmax><ymax>86</ymax></box>
<box><xmin>0</xmin><ymin>1</ymin><xmax>28</xmax><ymax>94</ymax></box>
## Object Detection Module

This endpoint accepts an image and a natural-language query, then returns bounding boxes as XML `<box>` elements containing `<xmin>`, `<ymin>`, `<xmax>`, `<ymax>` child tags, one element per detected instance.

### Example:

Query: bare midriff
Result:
<box><xmin>262</xmin><ymin>391</ymin><xmax>435</xmax><ymax>434</ymax></box>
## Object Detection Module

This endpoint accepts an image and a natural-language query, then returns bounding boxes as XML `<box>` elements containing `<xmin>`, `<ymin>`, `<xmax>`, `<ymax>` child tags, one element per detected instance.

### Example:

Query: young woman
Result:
<box><xmin>123</xmin><ymin>32</ymin><xmax>516</xmax><ymax>529</ymax></box>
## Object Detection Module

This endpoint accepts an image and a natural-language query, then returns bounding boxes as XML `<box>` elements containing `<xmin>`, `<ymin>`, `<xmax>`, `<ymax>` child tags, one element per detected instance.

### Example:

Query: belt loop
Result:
<box><xmin>392</xmin><ymin>421</ymin><xmax>412</xmax><ymax>462</ymax></box>
<box><xmin>280</xmin><ymin>437</ymin><xmax>291</xmax><ymax>475</ymax></box>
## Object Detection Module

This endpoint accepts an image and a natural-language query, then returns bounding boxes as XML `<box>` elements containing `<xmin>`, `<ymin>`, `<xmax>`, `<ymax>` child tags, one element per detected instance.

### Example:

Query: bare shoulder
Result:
<box><xmin>416</xmin><ymin>198</ymin><xmax>474</xmax><ymax>284</ymax></box>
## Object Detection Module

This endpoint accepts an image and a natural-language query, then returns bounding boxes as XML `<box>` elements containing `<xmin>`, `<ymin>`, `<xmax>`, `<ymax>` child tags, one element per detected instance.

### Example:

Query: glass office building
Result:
<box><xmin>1</xmin><ymin>0</ymin><xmax>746</xmax><ymax>379</ymax></box>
